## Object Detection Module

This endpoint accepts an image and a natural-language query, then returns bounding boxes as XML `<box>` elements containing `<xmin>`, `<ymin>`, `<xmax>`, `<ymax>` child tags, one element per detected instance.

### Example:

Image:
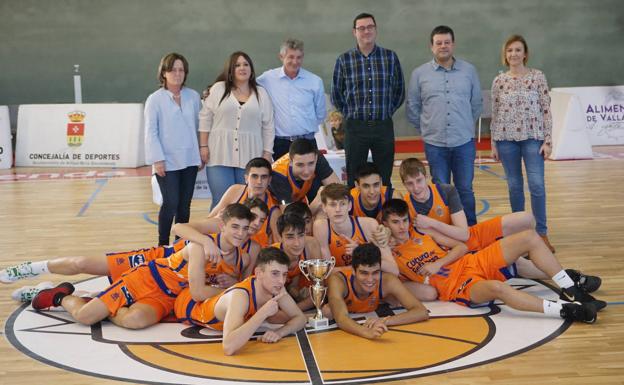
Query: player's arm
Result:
<box><xmin>379</xmin><ymin>245</ymin><xmax>400</xmax><ymax>276</ymax></box>
<box><xmin>222</xmin><ymin>289</ymin><xmax>273</xmax><ymax>355</ymax></box>
<box><xmin>207</xmin><ymin>185</ymin><xmax>244</xmax><ymax>218</ymax></box>
<box><xmin>380</xmin><ymin>273</ymin><xmax>429</xmax><ymax>326</ymax></box>
<box><xmin>244</xmin><ymin>242</ymin><xmax>261</xmax><ymax>278</ymax></box>
<box><xmin>327</xmin><ymin>273</ymin><xmax>386</xmax><ymax>339</ymax></box>
<box><xmin>421</xmin><ymin>227</ymin><xmax>465</xmax><ymax>249</ymax></box>
<box><xmin>186</xmin><ymin>243</ymin><xmax>219</xmax><ymax>301</ymax></box>
<box><xmin>418</xmin><ymin>242</ymin><xmax>468</xmax><ymax>278</ymax></box>
<box><xmin>415</xmin><ymin>212</ymin><xmax>469</xmax><ymax>242</ymax></box>
<box><xmin>313</xmin><ymin>218</ymin><xmax>332</xmax><ymax>259</ymax></box>
<box><xmin>268</xmin><ymin>207</ymin><xmax>282</xmax><ymax>243</ymax></box>
<box><xmin>172</xmin><ymin>220</ymin><xmax>222</xmax><ymax>261</ymax></box>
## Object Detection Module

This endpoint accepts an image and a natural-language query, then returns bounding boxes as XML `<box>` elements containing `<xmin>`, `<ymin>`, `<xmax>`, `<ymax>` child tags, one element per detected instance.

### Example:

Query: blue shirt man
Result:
<box><xmin>257</xmin><ymin>38</ymin><xmax>326</xmax><ymax>160</ymax></box>
<box><xmin>331</xmin><ymin>13</ymin><xmax>405</xmax><ymax>189</ymax></box>
<box><xmin>406</xmin><ymin>25</ymin><xmax>482</xmax><ymax>225</ymax></box>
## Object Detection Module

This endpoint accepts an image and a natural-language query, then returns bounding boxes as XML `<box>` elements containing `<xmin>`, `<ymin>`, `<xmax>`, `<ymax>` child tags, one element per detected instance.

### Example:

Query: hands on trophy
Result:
<box><xmin>299</xmin><ymin>257</ymin><xmax>336</xmax><ymax>328</ymax></box>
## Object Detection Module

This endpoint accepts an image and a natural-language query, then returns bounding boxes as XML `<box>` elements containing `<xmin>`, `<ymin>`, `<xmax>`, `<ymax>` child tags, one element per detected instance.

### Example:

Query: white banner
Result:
<box><xmin>551</xmin><ymin>86</ymin><xmax>624</xmax><ymax>145</ymax></box>
<box><xmin>16</xmin><ymin>104</ymin><xmax>145</xmax><ymax>167</ymax></box>
<box><xmin>549</xmin><ymin>92</ymin><xmax>593</xmax><ymax>160</ymax></box>
<box><xmin>0</xmin><ymin>106</ymin><xmax>12</xmax><ymax>169</ymax></box>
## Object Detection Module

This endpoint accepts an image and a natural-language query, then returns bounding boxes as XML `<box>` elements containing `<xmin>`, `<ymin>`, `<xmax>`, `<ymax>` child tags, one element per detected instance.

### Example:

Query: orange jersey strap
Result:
<box><xmin>349</xmin><ymin>186</ymin><xmax>392</xmax><ymax>222</ymax></box>
<box><xmin>328</xmin><ymin>216</ymin><xmax>369</xmax><ymax>267</ymax></box>
<box><xmin>338</xmin><ymin>269</ymin><xmax>382</xmax><ymax>313</ymax></box>
<box><xmin>403</xmin><ymin>183</ymin><xmax>451</xmax><ymax>225</ymax></box>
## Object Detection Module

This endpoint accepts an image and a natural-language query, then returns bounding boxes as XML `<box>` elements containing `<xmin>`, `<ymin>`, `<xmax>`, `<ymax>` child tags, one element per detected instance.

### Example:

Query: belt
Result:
<box><xmin>275</xmin><ymin>132</ymin><xmax>316</xmax><ymax>141</ymax></box>
<box><xmin>348</xmin><ymin>118</ymin><xmax>391</xmax><ymax>126</ymax></box>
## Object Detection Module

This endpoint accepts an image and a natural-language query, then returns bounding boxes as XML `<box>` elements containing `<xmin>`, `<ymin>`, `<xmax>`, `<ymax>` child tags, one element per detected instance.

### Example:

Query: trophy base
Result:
<box><xmin>307</xmin><ymin>317</ymin><xmax>329</xmax><ymax>329</ymax></box>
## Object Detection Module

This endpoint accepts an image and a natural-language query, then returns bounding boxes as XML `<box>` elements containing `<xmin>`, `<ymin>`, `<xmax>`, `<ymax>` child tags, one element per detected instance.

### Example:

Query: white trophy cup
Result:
<box><xmin>299</xmin><ymin>257</ymin><xmax>336</xmax><ymax>328</ymax></box>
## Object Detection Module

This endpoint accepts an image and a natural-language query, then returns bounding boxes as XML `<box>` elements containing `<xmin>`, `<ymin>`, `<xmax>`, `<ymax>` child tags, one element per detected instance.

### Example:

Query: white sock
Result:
<box><xmin>552</xmin><ymin>269</ymin><xmax>574</xmax><ymax>289</ymax></box>
<box><xmin>30</xmin><ymin>261</ymin><xmax>50</xmax><ymax>275</ymax></box>
<box><xmin>543</xmin><ymin>300</ymin><xmax>563</xmax><ymax>317</ymax></box>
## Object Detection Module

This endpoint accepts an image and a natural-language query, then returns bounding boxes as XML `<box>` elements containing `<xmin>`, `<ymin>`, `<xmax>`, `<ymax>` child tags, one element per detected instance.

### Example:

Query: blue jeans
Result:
<box><xmin>424</xmin><ymin>139</ymin><xmax>477</xmax><ymax>225</ymax></box>
<box><xmin>155</xmin><ymin>166</ymin><xmax>198</xmax><ymax>245</ymax></box>
<box><xmin>206</xmin><ymin>165</ymin><xmax>245</xmax><ymax>210</ymax></box>
<box><xmin>496</xmin><ymin>139</ymin><xmax>547</xmax><ymax>235</ymax></box>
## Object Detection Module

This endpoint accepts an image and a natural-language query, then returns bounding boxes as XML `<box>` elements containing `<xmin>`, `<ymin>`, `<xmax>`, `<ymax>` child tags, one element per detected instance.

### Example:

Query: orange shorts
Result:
<box><xmin>442</xmin><ymin>241</ymin><xmax>517</xmax><ymax>307</ymax></box>
<box><xmin>97</xmin><ymin>264</ymin><xmax>178</xmax><ymax>320</ymax></box>
<box><xmin>106</xmin><ymin>240</ymin><xmax>187</xmax><ymax>282</ymax></box>
<box><xmin>465</xmin><ymin>216</ymin><xmax>503</xmax><ymax>252</ymax></box>
<box><xmin>174</xmin><ymin>288</ymin><xmax>223</xmax><ymax>330</ymax></box>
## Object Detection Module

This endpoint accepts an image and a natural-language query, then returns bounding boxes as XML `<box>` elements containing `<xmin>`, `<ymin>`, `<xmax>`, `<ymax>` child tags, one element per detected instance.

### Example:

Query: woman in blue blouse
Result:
<box><xmin>145</xmin><ymin>53</ymin><xmax>201</xmax><ymax>245</ymax></box>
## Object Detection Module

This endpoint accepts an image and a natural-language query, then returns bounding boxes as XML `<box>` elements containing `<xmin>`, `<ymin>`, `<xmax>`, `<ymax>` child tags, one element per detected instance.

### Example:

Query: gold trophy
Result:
<box><xmin>299</xmin><ymin>257</ymin><xmax>335</xmax><ymax>328</ymax></box>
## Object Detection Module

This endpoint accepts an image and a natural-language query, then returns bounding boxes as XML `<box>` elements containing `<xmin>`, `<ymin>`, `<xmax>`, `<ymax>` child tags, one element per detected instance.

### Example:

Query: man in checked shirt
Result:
<box><xmin>331</xmin><ymin>12</ymin><xmax>405</xmax><ymax>189</ymax></box>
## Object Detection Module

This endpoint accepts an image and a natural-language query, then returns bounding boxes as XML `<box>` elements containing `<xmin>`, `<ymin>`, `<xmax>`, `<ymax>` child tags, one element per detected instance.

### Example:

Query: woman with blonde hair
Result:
<box><xmin>490</xmin><ymin>35</ymin><xmax>555</xmax><ymax>252</ymax></box>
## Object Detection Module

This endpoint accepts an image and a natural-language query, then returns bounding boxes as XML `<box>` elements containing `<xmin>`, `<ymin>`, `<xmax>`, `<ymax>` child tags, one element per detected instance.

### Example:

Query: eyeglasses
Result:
<box><xmin>354</xmin><ymin>25</ymin><xmax>376</xmax><ymax>32</ymax></box>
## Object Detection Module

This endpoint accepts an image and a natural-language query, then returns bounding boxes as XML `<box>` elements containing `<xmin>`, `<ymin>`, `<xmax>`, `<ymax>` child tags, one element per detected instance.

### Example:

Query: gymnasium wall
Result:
<box><xmin>1</xmin><ymin>0</ymin><xmax>622</xmax><ymax>136</ymax></box>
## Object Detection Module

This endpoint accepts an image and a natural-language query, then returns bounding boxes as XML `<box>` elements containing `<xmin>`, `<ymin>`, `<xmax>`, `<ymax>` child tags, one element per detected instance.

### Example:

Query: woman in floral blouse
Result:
<box><xmin>491</xmin><ymin>35</ymin><xmax>555</xmax><ymax>252</ymax></box>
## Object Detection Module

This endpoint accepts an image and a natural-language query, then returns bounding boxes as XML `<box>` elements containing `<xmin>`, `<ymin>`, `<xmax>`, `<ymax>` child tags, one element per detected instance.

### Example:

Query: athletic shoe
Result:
<box><xmin>560</xmin><ymin>286</ymin><xmax>607</xmax><ymax>311</ymax></box>
<box><xmin>566</xmin><ymin>269</ymin><xmax>602</xmax><ymax>293</ymax></box>
<box><xmin>11</xmin><ymin>281</ymin><xmax>55</xmax><ymax>302</ymax></box>
<box><xmin>0</xmin><ymin>262</ymin><xmax>38</xmax><ymax>283</ymax></box>
<box><xmin>31</xmin><ymin>282</ymin><xmax>75</xmax><ymax>310</ymax></box>
<box><xmin>560</xmin><ymin>302</ymin><xmax>597</xmax><ymax>323</ymax></box>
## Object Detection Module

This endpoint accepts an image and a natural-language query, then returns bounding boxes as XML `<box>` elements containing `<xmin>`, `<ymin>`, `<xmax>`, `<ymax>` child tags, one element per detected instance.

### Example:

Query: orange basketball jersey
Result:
<box><xmin>404</xmin><ymin>183</ymin><xmax>451</xmax><ymax>224</ymax></box>
<box><xmin>175</xmin><ymin>276</ymin><xmax>258</xmax><ymax>330</ymax></box>
<box><xmin>272</xmin><ymin>154</ymin><xmax>313</xmax><ymax>202</ymax></box>
<box><xmin>338</xmin><ymin>269</ymin><xmax>382</xmax><ymax>313</ymax></box>
<box><xmin>350</xmin><ymin>186</ymin><xmax>391</xmax><ymax>222</ymax></box>
<box><xmin>155</xmin><ymin>233</ymin><xmax>246</xmax><ymax>288</ymax></box>
<box><xmin>327</xmin><ymin>217</ymin><xmax>369</xmax><ymax>267</ymax></box>
<box><xmin>237</xmin><ymin>185</ymin><xmax>280</xmax><ymax>247</ymax></box>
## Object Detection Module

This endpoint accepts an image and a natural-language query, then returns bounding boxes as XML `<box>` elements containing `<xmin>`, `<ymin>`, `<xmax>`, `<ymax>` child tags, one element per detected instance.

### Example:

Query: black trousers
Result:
<box><xmin>155</xmin><ymin>166</ymin><xmax>198</xmax><ymax>245</ymax></box>
<box><xmin>344</xmin><ymin>118</ymin><xmax>394</xmax><ymax>188</ymax></box>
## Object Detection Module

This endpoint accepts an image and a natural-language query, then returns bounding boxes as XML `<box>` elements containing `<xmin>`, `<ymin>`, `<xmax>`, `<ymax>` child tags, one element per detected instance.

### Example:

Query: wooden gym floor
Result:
<box><xmin>0</xmin><ymin>149</ymin><xmax>623</xmax><ymax>385</ymax></box>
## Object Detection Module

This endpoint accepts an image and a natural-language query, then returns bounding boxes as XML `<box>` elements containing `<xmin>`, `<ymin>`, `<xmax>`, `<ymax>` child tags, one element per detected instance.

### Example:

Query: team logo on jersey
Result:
<box><xmin>435</xmin><ymin>205</ymin><xmax>444</xmax><ymax>217</ymax></box>
<box><xmin>66</xmin><ymin>111</ymin><xmax>85</xmax><ymax>147</ymax></box>
<box><xmin>6</xmin><ymin>276</ymin><xmax>571</xmax><ymax>384</ymax></box>
<box><xmin>128</xmin><ymin>253</ymin><xmax>146</xmax><ymax>268</ymax></box>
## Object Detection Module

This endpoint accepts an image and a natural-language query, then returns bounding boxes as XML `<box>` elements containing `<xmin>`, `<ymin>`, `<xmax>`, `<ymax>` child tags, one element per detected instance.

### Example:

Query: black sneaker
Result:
<box><xmin>560</xmin><ymin>286</ymin><xmax>607</xmax><ymax>311</ymax></box>
<box><xmin>560</xmin><ymin>302</ymin><xmax>597</xmax><ymax>323</ymax></box>
<box><xmin>566</xmin><ymin>269</ymin><xmax>602</xmax><ymax>293</ymax></box>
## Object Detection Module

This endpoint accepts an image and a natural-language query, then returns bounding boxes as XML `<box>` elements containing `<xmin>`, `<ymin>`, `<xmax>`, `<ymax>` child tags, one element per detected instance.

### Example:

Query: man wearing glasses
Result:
<box><xmin>331</xmin><ymin>12</ymin><xmax>405</xmax><ymax>189</ymax></box>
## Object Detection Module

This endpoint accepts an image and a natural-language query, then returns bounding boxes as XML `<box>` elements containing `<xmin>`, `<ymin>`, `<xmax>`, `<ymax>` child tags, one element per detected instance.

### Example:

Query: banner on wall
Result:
<box><xmin>0</xmin><ymin>106</ymin><xmax>12</xmax><ymax>169</ymax></box>
<box><xmin>16</xmin><ymin>104</ymin><xmax>145</xmax><ymax>168</ymax></box>
<box><xmin>552</xmin><ymin>85</ymin><xmax>624</xmax><ymax>145</ymax></box>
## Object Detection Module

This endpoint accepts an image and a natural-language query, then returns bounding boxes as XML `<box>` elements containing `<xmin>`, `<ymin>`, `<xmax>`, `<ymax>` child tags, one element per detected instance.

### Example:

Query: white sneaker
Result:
<box><xmin>1</xmin><ymin>262</ymin><xmax>39</xmax><ymax>283</ymax></box>
<box><xmin>11</xmin><ymin>281</ymin><xmax>55</xmax><ymax>302</ymax></box>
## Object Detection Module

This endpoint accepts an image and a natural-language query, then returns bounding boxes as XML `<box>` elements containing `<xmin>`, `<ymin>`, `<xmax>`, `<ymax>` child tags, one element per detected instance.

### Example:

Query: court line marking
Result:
<box><xmin>77</xmin><ymin>178</ymin><xmax>108</xmax><ymax>217</ymax></box>
<box><xmin>296</xmin><ymin>329</ymin><xmax>324</xmax><ymax>385</ymax></box>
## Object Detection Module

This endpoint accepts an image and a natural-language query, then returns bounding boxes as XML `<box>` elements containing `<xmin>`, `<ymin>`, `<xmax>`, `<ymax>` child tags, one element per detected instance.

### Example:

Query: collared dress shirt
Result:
<box><xmin>257</xmin><ymin>67</ymin><xmax>326</xmax><ymax>137</ymax></box>
<box><xmin>407</xmin><ymin>58</ymin><xmax>483</xmax><ymax>147</ymax></box>
<box><xmin>331</xmin><ymin>45</ymin><xmax>405</xmax><ymax>121</ymax></box>
<box><xmin>144</xmin><ymin>87</ymin><xmax>201</xmax><ymax>171</ymax></box>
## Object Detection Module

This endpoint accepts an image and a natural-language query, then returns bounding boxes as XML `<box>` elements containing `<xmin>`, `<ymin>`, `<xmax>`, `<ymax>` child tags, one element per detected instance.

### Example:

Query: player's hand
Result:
<box><xmin>215</xmin><ymin>274</ymin><xmax>237</xmax><ymax>288</ymax></box>
<box><xmin>259</xmin><ymin>291</ymin><xmax>286</xmax><ymax>318</ymax></box>
<box><xmin>260</xmin><ymin>330</ymin><xmax>282</xmax><ymax>343</ymax></box>
<box><xmin>345</xmin><ymin>238</ymin><xmax>359</xmax><ymax>256</ymax></box>
<box><xmin>417</xmin><ymin>260</ymin><xmax>443</xmax><ymax>277</ymax></box>
<box><xmin>154</xmin><ymin>161</ymin><xmax>166</xmax><ymax>177</ymax></box>
<box><xmin>202</xmin><ymin>239</ymin><xmax>223</xmax><ymax>264</ymax></box>
<box><xmin>363</xmin><ymin>317</ymin><xmax>389</xmax><ymax>331</ymax></box>
<box><xmin>415</xmin><ymin>214</ymin><xmax>437</xmax><ymax>230</ymax></box>
<box><xmin>371</xmin><ymin>225</ymin><xmax>391</xmax><ymax>248</ymax></box>
<box><xmin>361</xmin><ymin>321</ymin><xmax>387</xmax><ymax>339</ymax></box>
